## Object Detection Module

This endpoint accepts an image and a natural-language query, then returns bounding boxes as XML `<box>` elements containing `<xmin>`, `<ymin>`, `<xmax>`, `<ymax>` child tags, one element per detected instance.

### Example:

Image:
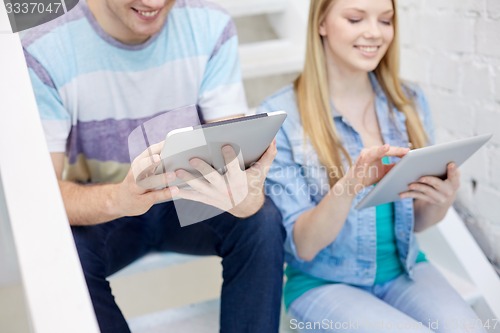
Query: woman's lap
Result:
<box><xmin>288</xmin><ymin>262</ymin><xmax>486</xmax><ymax>333</ymax></box>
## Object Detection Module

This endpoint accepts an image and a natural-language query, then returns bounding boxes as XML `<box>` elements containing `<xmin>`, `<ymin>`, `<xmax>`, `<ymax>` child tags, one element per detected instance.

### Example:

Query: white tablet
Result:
<box><xmin>356</xmin><ymin>134</ymin><xmax>492</xmax><ymax>210</ymax></box>
<box><xmin>144</xmin><ymin>111</ymin><xmax>287</xmax><ymax>188</ymax></box>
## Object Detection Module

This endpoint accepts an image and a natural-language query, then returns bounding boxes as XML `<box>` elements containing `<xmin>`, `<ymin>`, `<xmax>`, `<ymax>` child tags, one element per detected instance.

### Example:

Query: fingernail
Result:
<box><xmin>223</xmin><ymin>145</ymin><xmax>232</xmax><ymax>153</ymax></box>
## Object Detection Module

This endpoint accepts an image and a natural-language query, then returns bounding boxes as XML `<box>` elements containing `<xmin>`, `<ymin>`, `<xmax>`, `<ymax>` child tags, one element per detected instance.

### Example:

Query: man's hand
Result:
<box><xmin>51</xmin><ymin>141</ymin><xmax>178</xmax><ymax>225</ymax></box>
<box><xmin>110</xmin><ymin>141</ymin><xmax>178</xmax><ymax>217</ymax></box>
<box><xmin>173</xmin><ymin>140</ymin><xmax>277</xmax><ymax>218</ymax></box>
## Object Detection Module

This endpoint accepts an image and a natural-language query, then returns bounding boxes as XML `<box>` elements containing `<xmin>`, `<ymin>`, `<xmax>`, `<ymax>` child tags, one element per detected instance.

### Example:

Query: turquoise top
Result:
<box><xmin>283</xmin><ymin>202</ymin><xmax>427</xmax><ymax>311</ymax></box>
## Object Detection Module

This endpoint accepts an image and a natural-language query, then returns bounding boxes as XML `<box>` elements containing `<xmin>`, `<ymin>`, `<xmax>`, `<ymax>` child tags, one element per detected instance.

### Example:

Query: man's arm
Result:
<box><xmin>51</xmin><ymin>152</ymin><xmax>177</xmax><ymax>226</ymax></box>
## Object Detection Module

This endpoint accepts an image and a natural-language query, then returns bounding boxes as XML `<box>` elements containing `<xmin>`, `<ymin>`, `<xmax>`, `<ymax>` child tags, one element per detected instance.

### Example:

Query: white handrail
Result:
<box><xmin>0</xmin><ymin>6</ymin><xmax>99</xmax><ymax>333</ymax></box>
<box><xmin>418</xmin><ymin>208</ymin><xmax>500</xmax><ymax>320</ymax></box>
<box><xmin>437</xmin><ymin>208</ymin><xmax>500</xmax><ymax>318</ymax></box>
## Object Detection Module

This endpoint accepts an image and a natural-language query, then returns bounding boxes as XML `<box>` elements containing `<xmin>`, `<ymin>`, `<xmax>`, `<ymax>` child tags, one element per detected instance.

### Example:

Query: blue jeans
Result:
<box><xmin>71</xmin><ymin>197</ymin><xmax>285</xmax><ymax>333</ymax></box>
<box><xmin>288</xmin><ymin>262</ymin><xmax>487</xmax><ymax>333</ymax></box>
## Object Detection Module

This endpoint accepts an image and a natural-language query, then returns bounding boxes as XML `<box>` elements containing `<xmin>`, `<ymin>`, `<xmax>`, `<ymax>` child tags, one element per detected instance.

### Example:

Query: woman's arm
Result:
<box><xmin>293</xmin><ymin>177</ymin><xmax>356</xmax><ymax>261</ymax></box>
<box><xmin>293</xmin><ymin>145</ymin><xmax>409</xmax><ymax>261</ymax></box>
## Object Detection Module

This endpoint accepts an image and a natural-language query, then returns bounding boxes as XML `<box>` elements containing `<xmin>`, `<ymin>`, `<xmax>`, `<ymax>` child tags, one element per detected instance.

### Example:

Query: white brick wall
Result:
<box><xmin>399</xmin><ymin>0</ymin><xmax>500</xmax><ymax>270</ymax></box>
<box><xmin>430</xmin><ymin>52</ymin><xmax>460</xmax><ymax>91</ymax></box>
<box><xmin>488</xmin><ymin>0</ymin><xmax>500</xmax><ymax>19</ymax></box>
<box><xmin>431</xmin><ymin>0</ymin><xmax>485</xmax><ymax>13</ymax></box>
<box><xmin>477</xmin><ymin>20</ymin><xmax>500</xmax><ymax>58</ymax></box>
<box><xmin>494</xmin><ymin>69</ymin><xmax>500</xmax><ymax>102</ymax></box>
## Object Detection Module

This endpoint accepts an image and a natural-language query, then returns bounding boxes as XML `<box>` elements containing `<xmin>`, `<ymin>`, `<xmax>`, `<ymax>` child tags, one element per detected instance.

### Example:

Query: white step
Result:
<box><xmin>110</xmin><ymin>253</ymin><xmax>200</xmax><ymax>278</ymax></box>
<box><xmin>128</xmin><ymin>299</ymin><xmax>220</xmax><ymax>333</ymax></box>
<box><xmin>239</xmin><ymin>39</ymin><xmax>304</xmax><ymax>79</ymax></box>
<box><xmin>128</xmin><ymin>299</ymin><xmax>297</xmax><ymax>333</ymax></box>
<box><xmin>212</xmin><ymin>0</ymin><xmax>287</xmax><ymax>18</ymax></box>
<box><xmin>434</xmin><ymin>264</ymin><xmax>482</xmax><ymax>305</ymax></box>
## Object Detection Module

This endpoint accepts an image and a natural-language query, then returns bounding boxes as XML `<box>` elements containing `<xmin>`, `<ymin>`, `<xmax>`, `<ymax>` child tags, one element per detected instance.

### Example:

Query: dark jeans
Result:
<box><xmin>71</xmin><ymin>197</ymin><xmax>285</xmax><ymax>333</ymax></box>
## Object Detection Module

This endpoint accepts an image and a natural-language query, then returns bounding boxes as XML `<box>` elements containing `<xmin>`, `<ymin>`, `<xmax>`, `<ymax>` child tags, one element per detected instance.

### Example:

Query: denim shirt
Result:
<box><xmin>257</xmin><ymin>73</ymin><xmax>435</xmax><ymax>286</ymax></box>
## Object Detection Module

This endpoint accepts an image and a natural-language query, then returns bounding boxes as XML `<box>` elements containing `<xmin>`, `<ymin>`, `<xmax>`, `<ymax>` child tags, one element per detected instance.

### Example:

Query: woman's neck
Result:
<box><xmin>324</xmin><ymin>47</ymin><xmax>373</xmax><ymax>108</ymax></box>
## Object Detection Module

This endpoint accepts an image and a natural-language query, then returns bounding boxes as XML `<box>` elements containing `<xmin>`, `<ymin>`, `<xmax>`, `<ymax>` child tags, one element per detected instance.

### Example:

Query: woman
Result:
<box><xmin>258</xmin><ymin>0</ymin><xmax>486</xmax><ymax>332</ymax></box>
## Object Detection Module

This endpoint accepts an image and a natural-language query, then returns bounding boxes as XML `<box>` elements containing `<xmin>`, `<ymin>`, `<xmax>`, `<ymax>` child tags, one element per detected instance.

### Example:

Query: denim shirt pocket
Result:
<box><xmin>290</xmin><ymin>139</ymin><xmax>330</xmax><ymax>203</ymax></box>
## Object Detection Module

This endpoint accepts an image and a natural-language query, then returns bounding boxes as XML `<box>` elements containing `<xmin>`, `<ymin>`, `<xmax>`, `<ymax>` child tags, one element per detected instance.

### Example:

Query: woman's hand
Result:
<box><xmin>400</xmin><ymin>163</ymin><xmax>460</xmax><ymax>231</ymax></box>
<box><xmin>341</xmin><ymin>144</ymin><xmax>410</xmax><ymax>195</ymax></box>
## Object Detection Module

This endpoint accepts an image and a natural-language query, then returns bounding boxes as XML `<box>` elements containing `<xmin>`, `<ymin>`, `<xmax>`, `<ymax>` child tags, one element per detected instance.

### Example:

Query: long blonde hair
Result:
<box><xmin>294</xmin><ymin>0</ymin><xmax>428</xmax><ymax>187</ymax></box>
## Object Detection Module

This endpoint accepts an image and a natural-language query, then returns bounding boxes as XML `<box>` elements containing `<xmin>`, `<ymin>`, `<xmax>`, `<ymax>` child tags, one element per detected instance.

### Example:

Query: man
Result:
<box><xmin>22</xmin><ymin>0</ymin><xmax>285</xmax><ymax>332</ymax></box>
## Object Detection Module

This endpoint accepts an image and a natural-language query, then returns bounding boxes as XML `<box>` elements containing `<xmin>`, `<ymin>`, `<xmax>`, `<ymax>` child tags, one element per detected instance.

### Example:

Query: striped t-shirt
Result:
<box><xmin>22</xmin><ymin>0</ymin><xmax>247</xmax><ymax>184</ymax></box>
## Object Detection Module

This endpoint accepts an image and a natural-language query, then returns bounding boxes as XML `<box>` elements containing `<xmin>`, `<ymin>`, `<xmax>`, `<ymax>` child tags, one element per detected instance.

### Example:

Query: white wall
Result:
<box><xmin>398</xmin><ymin>0</ymin><xmax>500</xmax><ymax>272</ymax></box>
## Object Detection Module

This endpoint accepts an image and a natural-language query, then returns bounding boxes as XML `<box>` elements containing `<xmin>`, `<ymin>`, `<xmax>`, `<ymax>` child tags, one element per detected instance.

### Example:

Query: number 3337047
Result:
<box><xmin>5</xmin><ymin>2</ymin><xmax>62</xmax><ymax>14</ymax></box>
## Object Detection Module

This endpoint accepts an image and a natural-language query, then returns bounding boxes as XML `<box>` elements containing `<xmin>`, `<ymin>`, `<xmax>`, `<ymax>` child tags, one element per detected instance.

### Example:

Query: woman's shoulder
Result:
<box><xmin>400</xmin><ymin>80</ymin><xmax>435</xmax><ymax>144</ymax></box>
<box><xmin>258</xmin><ymin>84</ymin><xmax>297</xmax><ymax>112</ymax></box>
<box><xmin>401</xmin><ymin>80</ymin><xmax>427</xmax><ymax>101</ymax></box>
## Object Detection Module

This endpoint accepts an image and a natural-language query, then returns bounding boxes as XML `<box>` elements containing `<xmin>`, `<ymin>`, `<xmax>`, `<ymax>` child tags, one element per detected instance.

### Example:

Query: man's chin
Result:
<box><xmin>128</xmin><ymin>25</ymin><xmax>163</xmax><ymax>42</ymax></box>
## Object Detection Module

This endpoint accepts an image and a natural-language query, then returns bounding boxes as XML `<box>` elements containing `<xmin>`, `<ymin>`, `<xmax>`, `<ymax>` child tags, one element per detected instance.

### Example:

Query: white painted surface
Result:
<box><xmin>212</xmin><ymin>0</ymin><xmax>287</xmax><ymax>17</ymax></box>
<box><xmin>0</xmin><ymin>8</ymin><xmax>99</xmax><ymax>333</ymax></box>
<box><xmin>418</xmin><ymin>208</ymin><xmax>500</xmax><ymax>320</ymax></box>
<box><xmin>436</xmin><ymin>209</ymin><xmax>500</xmax><ymax>317</ymax></box>
<box><xmin>0</xmin><ymin>1</ymin><xmax>11</xmax><ymax>33</ymax></box>
<box><xmin>239</xmin><ymin>39</ymin><xmax>303</xmax><ymax>79</ymax></box>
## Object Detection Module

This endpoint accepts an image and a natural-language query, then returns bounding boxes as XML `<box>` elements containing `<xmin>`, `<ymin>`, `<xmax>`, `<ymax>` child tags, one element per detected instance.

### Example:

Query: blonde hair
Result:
<box><xmin>294</xmin><ymin>0</ymin><xmax>428</xmax><ymax>186</ymax></box>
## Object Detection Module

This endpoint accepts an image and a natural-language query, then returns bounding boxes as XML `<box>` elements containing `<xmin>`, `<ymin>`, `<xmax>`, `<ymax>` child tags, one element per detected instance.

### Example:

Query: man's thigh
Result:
<box><xmin>156</xmin><ymin>196</ymin><xmax>284</xmax><ymax>258</ymax></box>
<box><xmin>72</xmin><ymin>201</ymin><xmax>181</xmax><ymax>277</ymax></box>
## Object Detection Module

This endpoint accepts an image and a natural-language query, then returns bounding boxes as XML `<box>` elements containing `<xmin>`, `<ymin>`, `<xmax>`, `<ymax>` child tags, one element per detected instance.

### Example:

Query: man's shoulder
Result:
<box><xmin>21</xmin><ymin>1</ymin><xmax>87</xmax><ymax>51</ymax></box>
<box><xmin>171</xmin><ymin>0</ymin><xmax>232</xmax><ymax>32</ymax></box>
<box><xmin>169</xmin><ymin>0</ymin><xmax>236</xmax><ymax>57</ymax></box>
<box><xmin>174</xmin><ymin>0</ymin><xmax>230</xmax><ymax>16</ymax></box>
